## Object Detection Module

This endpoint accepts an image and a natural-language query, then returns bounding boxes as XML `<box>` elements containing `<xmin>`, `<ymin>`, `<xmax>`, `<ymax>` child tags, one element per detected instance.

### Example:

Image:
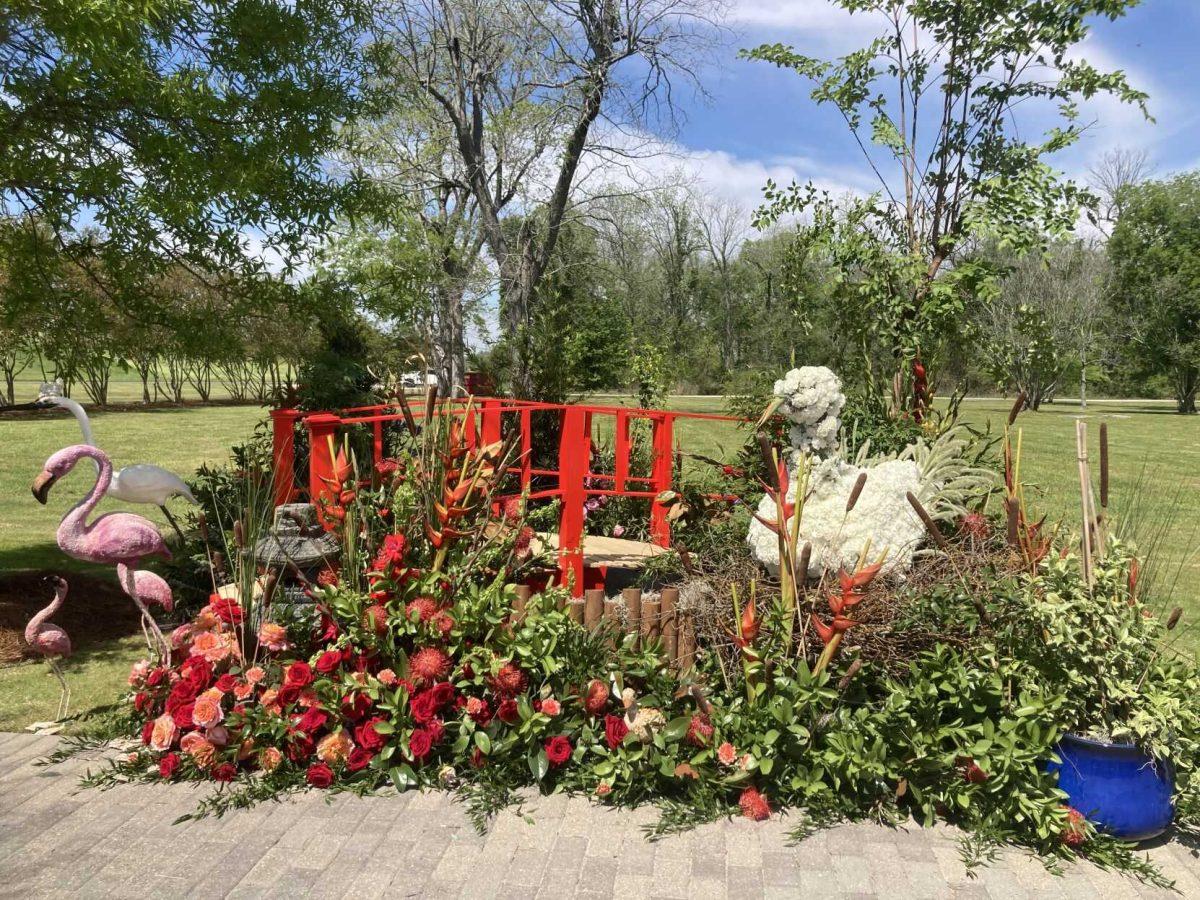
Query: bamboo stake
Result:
<box><xmin>584</xmin><ymin>589</ymin><xmax>604</xmax><ymax>631</ymax></box>
<box><xmin>567</xmin><ymin>599</ymin><xmax>584</xmax><ymax>624</ymax></box>
<box><xmin>623</xmin><ymin>587</ymin><xmax>642</xmax><ymax>645</ymax></box>
<box><xmin>1076</xmin><ymin>420</ymin><xmax>1095</xmax><ymax>588</ymax></box>
<box><xmin>678</xmin><ymin>610</ymin><xmax>696</xmax><ymax>672</ymax></box>
<box><xmin>641</xmin><ymin>598</ymin><xmax>661</xmax><ymax>646</ymax></box>
<box><xmin>660</xmin><ymin>588</ymin><xmax>679</xmax><ymax>665</ymax></box>
<box><xmin>513</xmin><ymin>584</ymin><xmax>532</xmax><ymax>620</ymax></box>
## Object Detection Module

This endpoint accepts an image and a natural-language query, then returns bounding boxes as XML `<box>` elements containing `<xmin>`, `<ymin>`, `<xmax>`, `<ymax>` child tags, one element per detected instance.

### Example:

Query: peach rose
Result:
<box><xmin>297</xmin><ymin>689</ymin><xmax>319</xmax><ymax>708</ymax></box>
<box><xmin>540</xmin><ymin>698</ymin><xmax>561</xmax><ymax>717</ymax></box>
<box><xmin>181</xmin><ymin>733</ymin><xmax>216</xmax><ymax>769</ymax></box>
<box><xmin>377</xmin><ymin>669</ymin><xmax>398</xmax><ymax>687</ymax></box>
<box><xmin>149</xmin><ymin>714</ymin><xmax>178</xmax><ymax>751</ymax></box>
<box><xmin>316</xmin><ymin>731</ymin><xmax>354</xmax><ymax>765</ymax></box>
<box><xmin>717</xmin><ymin>742</ymin><xmax>737</xmax><ymax>766</ymax></box>
<box><xmin>233</xmin><ymin>681</ymin><xmax>254</xmax><ymax>700</ymax></box>
<box><xmin>127</xmin><ymin>659</ymin><xmax>150</xmax><ymax>686</ymax></box>
<box><xmin>191</xmin><ymin>630</ymin><xmax>230</xmax><ymax>663</ymax></box>
<box><xmin>193</xmin><ymin>609</ymin><xmax>221</xmax><ymax>632</ymax></box>
<box><xmin>169</xmin><ymin>624</ymin><xmax>194</xmax><ymax>650</ymax></box>
<box><xmin>192</xmin><ymin>688</ymin><xmax>225</xmax><ymax>728</ymax></box>
<box><xmin>245</xmin><ymin>666</ymin><xmax>266</xmax><ymax>685</ymax></box>
<box><xmin>258</xmin><ymin>747</ymin><xmax>283</xmax><ymax>772</ymax></box>
<box><xmin>257</xmin><ymin>622</ymin><xmax>290</xmax><ymax>653</ymax></box>
<box><xmin>260</xmin><ymin>688</ymin><xmax>282</xmax><ymax>716</ymax></box>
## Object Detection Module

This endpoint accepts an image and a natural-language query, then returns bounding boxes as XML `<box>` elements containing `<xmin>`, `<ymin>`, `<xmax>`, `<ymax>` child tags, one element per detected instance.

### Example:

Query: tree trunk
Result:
<box><xmin>1079</xmin><ymin>349</ymin><xmax>1087</xmax><ymax>410</ymax></box>
<box><xmin>1177</xmin><ymin>366</ymin><xmax>1198</xmax><ymax>414</ymax></box>
<box><xmin>501</xmin><ymin>255</ymin><xmax>537</xmax><ymax>398</ymax></box>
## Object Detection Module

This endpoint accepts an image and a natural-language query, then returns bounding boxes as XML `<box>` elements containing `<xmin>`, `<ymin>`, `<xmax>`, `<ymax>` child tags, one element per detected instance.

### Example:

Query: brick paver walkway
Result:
<box><xmin>0</xmin><ymin>732</ymin><xmax>1195</xmax><ymax>898</ymax></box>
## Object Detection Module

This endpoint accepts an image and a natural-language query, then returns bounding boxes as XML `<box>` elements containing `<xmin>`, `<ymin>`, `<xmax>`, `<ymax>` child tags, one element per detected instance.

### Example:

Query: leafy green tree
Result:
<box><xmin>745</xmin><ymin>0</ymin><xmax>1148</xmax><ymax>402</ymax></box>
<box><xmin>1108</xmin><ymin>174</ymin><xmax>1200</xmax><ymax>413</ymax></box>
<box><xmin>1</xmin><ymin>0</ymin><xmax>371</xmax><ymax>312</ymax></box>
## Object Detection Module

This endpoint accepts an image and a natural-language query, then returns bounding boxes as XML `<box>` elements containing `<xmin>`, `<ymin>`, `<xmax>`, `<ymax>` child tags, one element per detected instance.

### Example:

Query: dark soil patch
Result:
<box><xmin>0</xmin><ymin>572</ymin><xmax>143</xmax><ymax>664</ymax></box>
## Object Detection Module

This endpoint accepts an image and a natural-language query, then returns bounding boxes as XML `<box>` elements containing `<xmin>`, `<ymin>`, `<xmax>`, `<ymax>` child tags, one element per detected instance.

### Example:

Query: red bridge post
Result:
<box><xmin>557</xmin><ymin>406</ymin><xmax>589</xmax><ymax>594</ymax></box>
<box><xmin>270</xmin><ymin>407</ymin><xmax>301</xmax><ymax>507</ymax></box>
<box><xmin>306</xmin><ymin>413</ymin><xmax>342</xmax><ymax>513</ymax></box>
<box><xmin>649</xmin><ymin>412</ymin><xmax>675</xmax><ymax>547</ymax></box>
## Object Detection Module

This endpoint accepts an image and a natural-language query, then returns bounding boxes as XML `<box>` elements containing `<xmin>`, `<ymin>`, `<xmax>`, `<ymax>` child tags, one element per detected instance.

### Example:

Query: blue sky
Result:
<box><xmin>651</xmin><ymin>0</ymin><xmax>1200</xmax><ymax>210</ymax></box>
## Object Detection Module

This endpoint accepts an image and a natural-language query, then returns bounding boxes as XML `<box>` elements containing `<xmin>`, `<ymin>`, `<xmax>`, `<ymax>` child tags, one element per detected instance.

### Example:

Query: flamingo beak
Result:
<box><xmin>31</xmin><ymin>470</ymin><xmax>57</xmax><ymax>504</ymax></box>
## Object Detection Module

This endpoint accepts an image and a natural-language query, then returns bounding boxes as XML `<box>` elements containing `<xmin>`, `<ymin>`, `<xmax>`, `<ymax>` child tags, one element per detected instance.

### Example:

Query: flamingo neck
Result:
<box><xmin>25</xmin><ymin>583</ymin><xmax>67</xmax><ymax>643</ymax></box>
<box><xmin>52</xmin><ymin>396</ymin><xmax>96</xmax><ymax>446</ymax></box>
<box><xmin>60</xmin><ymin>446</ymin><xmax>112</xmax><ymax>537</ymax></box>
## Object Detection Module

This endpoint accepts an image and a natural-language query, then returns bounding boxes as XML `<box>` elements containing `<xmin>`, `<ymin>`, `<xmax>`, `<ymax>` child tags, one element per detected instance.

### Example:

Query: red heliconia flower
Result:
<box><xmin>410</xmin><ymin>647</ymin><xmax>451</xmax><ymax>684</ymax></box>
<box><xmin>332</xmin><ymin>449</ymin><xmax>353</xmax><ymax>486</ymax></box>
<box><xmin>490</xmin><ymin>662</ymin><xmax>528</xmax><ymax>697</ymax></box>
<box><xmin>812</xmin><ymin>615</ymin><xmax>857</xmax><ymax>646</ymax></box>
<box><xmin>739</xmin><ymin>787</ymin><xmax>771</xmax><ymax>821</ymax></box>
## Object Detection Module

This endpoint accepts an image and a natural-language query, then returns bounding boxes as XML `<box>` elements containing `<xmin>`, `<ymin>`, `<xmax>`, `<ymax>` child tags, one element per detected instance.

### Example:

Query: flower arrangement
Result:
<box><xmin>70</xmin><ymin>392</ymin><xmax>1198</xmax><ymax>889</ymax></box>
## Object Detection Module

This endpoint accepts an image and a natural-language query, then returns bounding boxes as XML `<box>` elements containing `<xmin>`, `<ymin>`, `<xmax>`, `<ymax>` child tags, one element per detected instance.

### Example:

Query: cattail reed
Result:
<box><xmin>1007</xmin><ymin>392</ymin><xmax>1026</xmax><ymax>428</ymax></box>
<box><xmin>798</xmin><ymin>542</ymin><xmax>812</xmax><ymax>585</ymax></box>
<box><xmin>233</xmin><ymin>519</ymin><xmax>245</xmax><ymax>549</ymax></box>
<box><xmin>845</xmin><ymin>472</ymin><xmax>867</xmax><ymax>513</ymax></box>
<box><xmin>395</xmin><ymin>387</ymin><xmax>418</xmax><ymax>434</ymax></box>
<box><xmin>197</xmin><ymin>511</ymin><xmax>210</xmax><ymax>544</ymax></box>
<box><xmin>837</xmin><ymin>658</ymin><xmax>862</xmax><ymax>692</ymax></box>
<box><xmin>678</xmin><ymin>545</ymin><xmax>697</xmax><ymax>576</ymax></box>
<box><xmin>1167</xmin><ymin>607</ymin><xmax>1183</xmax><ymax>630</ymax></box>
<box><xmin>1099</xmin><ymin>423</ymin><xmax>1109</xmax><ymax>509</ymax></box>
<box><xmin>1005</xmin><ymin>499</ymin><xmax>1020</xmax><ymax>547</ymax></box>
<box><xmin>906</xmin><ymin>492</ymin><xmax>948</xmax><ymax>550</ymax></box>
<box><xmin>756</xmin><ymin>432</ymin><xmax>778</xmax><ymax>491</ymax></box>
<box><xmin>424</xmin><ymin>383</ymin><xmax>438</xmax><ymax>422</ymax></box>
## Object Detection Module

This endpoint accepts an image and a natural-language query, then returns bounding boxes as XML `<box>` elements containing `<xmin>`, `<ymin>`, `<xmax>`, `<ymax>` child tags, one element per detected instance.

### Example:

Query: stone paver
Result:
<box><xmin>0</xmin><ymin>734</ymin><xmax>1195</xmax><ymax>899</ymax></box>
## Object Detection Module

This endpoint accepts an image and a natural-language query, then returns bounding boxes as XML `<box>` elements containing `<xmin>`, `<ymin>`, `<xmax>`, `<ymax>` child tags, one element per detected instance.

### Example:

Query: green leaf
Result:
<box><xmin>474</xmin><ymin>731</ymin><xmax>492</xmax><ymax>754</ymax></box>
<box><xmin>663</xmin><ymin>716</ymin><xmax>691</xmax><ymax>742</ymax></box>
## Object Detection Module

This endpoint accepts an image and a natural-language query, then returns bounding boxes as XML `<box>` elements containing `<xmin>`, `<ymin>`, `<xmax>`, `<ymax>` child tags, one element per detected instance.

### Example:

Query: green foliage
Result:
<box><xmin>0</xmin><ymin>0</ymin><xmax>372</xmax><ymax>303</ymax></box>
<box><xmin>1108</xmin><ymin>173</ymin><xmax>1200</xmax><ymax>413</ymax></box>
<box><xmin>743</xmin><ymin>0</ymin><xmax>1148</xmax><ymax>388</ymax></box>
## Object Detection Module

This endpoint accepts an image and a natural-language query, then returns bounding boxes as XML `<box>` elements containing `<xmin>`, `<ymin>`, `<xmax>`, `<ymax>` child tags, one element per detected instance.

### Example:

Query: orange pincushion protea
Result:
<box><xmin>410</xmin><ymin>647</ymin><xmax>451</xmax><ymax>684</ymax></box>
<box><xmin>490</xmin><ymin>661</ymin><xmax>528</xmax><ymax>697</ymax></box>
<box><xmin>739</xmin><ymin>787</ymin><xmax>771</xmax><ymax>821</ymax></box>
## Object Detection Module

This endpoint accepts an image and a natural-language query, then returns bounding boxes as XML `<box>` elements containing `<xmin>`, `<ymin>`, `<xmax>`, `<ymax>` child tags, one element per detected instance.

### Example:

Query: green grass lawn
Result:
<box><xmin>0</xmin><ymin>395</ymin><xmax>1195</xmax><ymax>731</ymax></box>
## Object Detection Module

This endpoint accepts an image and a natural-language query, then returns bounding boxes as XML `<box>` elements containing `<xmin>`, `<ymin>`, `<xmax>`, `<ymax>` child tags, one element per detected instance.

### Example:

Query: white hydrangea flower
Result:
<box><xmin>772</xmin><ymin>366</ymin><xmax>845</xmax><ymax>454</ymax></box>
<box><xmin>746</xmin><ymin>454</ymin><xmax>927</xmax><ymax>577</ymax></box>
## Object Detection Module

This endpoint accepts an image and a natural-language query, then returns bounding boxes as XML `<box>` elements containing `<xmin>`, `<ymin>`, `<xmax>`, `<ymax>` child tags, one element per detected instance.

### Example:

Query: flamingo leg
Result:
<box><xmin>160</xmin><ymin>505</ymin><xmax>186</xmax><ymax>544</ymax></box>
<box><xmin>121</xmin><ymin>566</ymin><xmax>169</xmax><ymax>661</ymax></box>
<box><xmin>50</xmin><ymin>659</ymin><xmax>70</xmax><ymax>721</ymax></box>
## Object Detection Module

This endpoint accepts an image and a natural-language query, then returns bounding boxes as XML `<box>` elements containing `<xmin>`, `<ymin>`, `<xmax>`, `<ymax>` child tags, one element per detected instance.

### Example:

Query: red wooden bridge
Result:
<box><xmin>269</xmin><ymin>397</ymin><xmax>745</xmax><ymax>595</ymax></box>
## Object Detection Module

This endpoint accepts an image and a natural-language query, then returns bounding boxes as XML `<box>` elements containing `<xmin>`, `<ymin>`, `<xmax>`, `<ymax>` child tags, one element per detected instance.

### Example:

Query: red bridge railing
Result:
<box><xmin>270</xmin><ymin>397</ymin><xmax>746</xmax><ymax>595</ymax></box>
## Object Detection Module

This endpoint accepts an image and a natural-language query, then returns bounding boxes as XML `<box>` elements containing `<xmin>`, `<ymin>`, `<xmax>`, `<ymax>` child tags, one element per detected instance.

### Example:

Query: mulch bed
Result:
<box><xmin>0</xmin><ymin>572</ymin><xmax>143</xmax><ymax>664</ymax></box>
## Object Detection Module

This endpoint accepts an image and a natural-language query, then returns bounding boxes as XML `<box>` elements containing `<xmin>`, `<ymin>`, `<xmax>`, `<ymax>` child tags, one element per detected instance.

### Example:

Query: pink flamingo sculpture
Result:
<box><xmin>25</xmin><ymin>575</ymin><xmax>73</xmax><ymax>726</ymax></box>
<box><xmin>32</xmin><ymin>444</ymin><xmax>173</xmax><ymax>657</ymax></box>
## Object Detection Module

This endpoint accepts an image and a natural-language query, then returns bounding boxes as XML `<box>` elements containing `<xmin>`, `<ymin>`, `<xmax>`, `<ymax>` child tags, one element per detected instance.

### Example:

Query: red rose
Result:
<box><xmin>431</xmin><ymin>681</ymin><xmax>455</xmax><ymax>709</ymax></box>
<box><xmin>292</xmin><ymin>708</ymin><xmax>329</xmax><ymax>737</ymax></box>
<box><xmin>315</xmin><ymin>650</ymin><xmax>342</xmax><ymax>674</ymax></box>
<box><xmin>287</xmin><ymin>735</ymin><xmax>315</xmax><ymax>762</ymax></box>
<box><xmin>180</xmin><ymin>657</ymin><xmax>213</xmax><ymax>689</ymax></box>
<box><xmin>346</xmin><ymin>747</ymin><xmax>374</xmax><ymax>772</ymax></box>
<box><xmin>172</xmin><ymin>703</ymin><xmax>195</xmax><ymax>730</ymax></box>
<box><xmin>277</xmin><ymin>684</ymin><xmax>301</xmax><ymax>706</ymax></box>
<box><xmin>215</xmin><ymin>674</ymin><xmax>238</xmax><ymax>693</ymax></box>
<box><xmin>306</xmin><ymin>762</ymin><xmax>334</xmax><ymax>788</ymax></box>
<box><xmin>354</xmin><ymin>717</ymin><xmax>387</xmax><ymax>752</ymax></box>
<box><xmin>545</xmin><ymin>735</ymin><xmax>572</xmax><ymax>767</ymax></box>
<box><xmin>141</xmin><ymin>720</ymin><xmax>155</xmax><ymax>744</ymax></box>
<box><xmin>212</xmin><ymin>762</ymin><xmax>238</xmax><ymax>782</ymax></box>
<box><xmin>408</xmin><ymin>728</ymin><xmax>434</xmax><ymax>762</ymax></box>
<box><xmin>341</xmin><ymin>693</ymin><xmax>373</xmax><ymax>721</ymax></box>
<box><xmin>167</xmin><ymin>679</ymin><xmax>199</xmax><ymax>710</ymax></box>
<box><xmin>146</xmin><ymin>668</ymin><xmax>167</xmax><ymax>687</ymax></box>
<box><xmin>134</xmin><ymin>692</ymin><xmax>153</xmax><ymax>714</ymax></box>
<box><xmin>285</xmin><ymin>661</ymin><xmax>314</xmax><ymax>688</ymax></box>
<box><xmin>583</xmin><ymin>680</ymin><xmax>608</xmax><ymax>716</ymax></box>
<box><xmin>208</xmin><ymin>596</ymin><xmax>244</xmax><ymax>625</ymax></box>
<box><xmin>425</xmin><ymin>719</ymin><xmax>444</xmax><ymax>746</ymax></box>
<box><xmin>497</xmin><ymin>698</ymin><xmax>519</xmax><ymax>724</ymax></box>
<box><xmin>604</xmin><ymin>715</ymin><xmax>629</xmax><ymax>751</ymax></box>
<box><xmin>158</xmin><ymin>752</ymin><xmax>180</xmax><ymax>779</ymax></box>
<box><xmin>409</xmin><ymin>690</ymin><xmax>439</xmax><ymax>724</ymax></box>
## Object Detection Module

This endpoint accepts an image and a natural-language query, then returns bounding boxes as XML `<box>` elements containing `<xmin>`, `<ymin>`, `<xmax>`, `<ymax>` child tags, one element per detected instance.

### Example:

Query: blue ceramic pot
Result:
<box><xmin>1048</xmin><ymin>733</ymin><xmax>1174</xmax><ymax>842</ymax></box>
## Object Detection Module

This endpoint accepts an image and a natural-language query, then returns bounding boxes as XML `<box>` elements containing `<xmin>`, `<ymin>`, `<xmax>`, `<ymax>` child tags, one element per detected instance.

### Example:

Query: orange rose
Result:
<box><xmin>245</xmin><ymin>666</ymin><xmax>266</xmax><ymax>685</ymax></box>
<box><xmin>317</xmin><ymin>731</ymin><xmax>354</xmax><ymax>765</ymax></box>
<box><xmin>181</xmin><ymin>733</ymin><xmax>216</xmax><ymax>769</ymax></box>
<box><xmin>257</xmin><ymin>622</ymin><xmax>290</xmax><ymax>653</ymax></box>
<box><xmin>258</xmin><ymin>747</ymin><xmax>283</xmax><ymax>772</ymax></box>
<box><xmin>192</xmin><ymin>688</ymin><xmax>225</xmax><ymax>728</ymax></box>
<box><xmin>149</xmin><ymin>714</ymin><xmax>178</xmax><ymax>751</ymax></box>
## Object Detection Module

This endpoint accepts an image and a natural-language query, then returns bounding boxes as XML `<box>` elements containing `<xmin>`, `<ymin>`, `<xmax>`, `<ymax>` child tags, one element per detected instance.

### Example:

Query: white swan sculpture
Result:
<box><xmin>35</xmin><ymin>381</ymin><xmax>197</xmax><ymax>540</ymax></box>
